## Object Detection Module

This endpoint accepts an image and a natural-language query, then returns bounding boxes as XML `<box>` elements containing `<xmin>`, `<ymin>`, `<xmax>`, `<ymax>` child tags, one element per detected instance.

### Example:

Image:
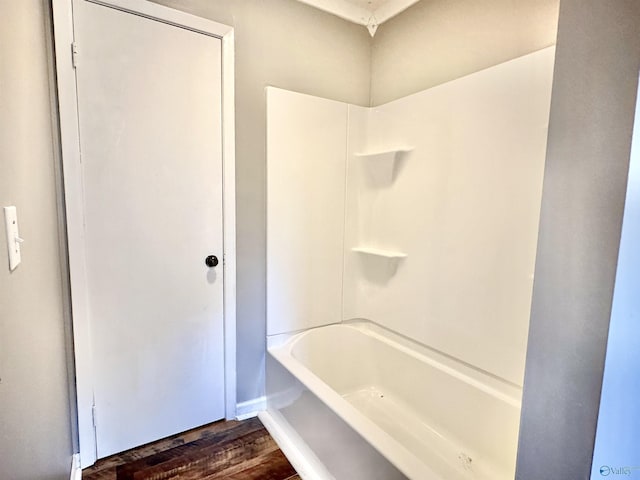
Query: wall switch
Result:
<box><xmin>4</xmin><ymin>206</ymin><xmax>23</xmax><ymax>271</ymax></box>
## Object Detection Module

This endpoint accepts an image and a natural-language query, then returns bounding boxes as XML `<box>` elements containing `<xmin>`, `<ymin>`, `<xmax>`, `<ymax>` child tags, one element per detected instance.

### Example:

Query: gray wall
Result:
<box><xmin>0</xmin><ymin>1</ymin><xmax>74</xmax><ymax>479</ymax></box>
<box><xmin>150</xmin><ymin>0</ymin><xmax>563</xmax><ymax>407</ymax></box>
<box><xmin>370</xmin><ymin>0</ymin><xmax>559</xmax><ymax>106</ymax></box>
<box><xmin>516</xmin><ymin>0</ymin><xmax>640</xmax><ymax>478</ymax></box>
<box><xmin>150</xmin><ymin>0</ymin><xmax>372</xmax><ymax>403</ymax></box>
<box><xmin>6</xmin><ymin>1</ymin><xmax>628</xmax><ymax>475</ymax></box>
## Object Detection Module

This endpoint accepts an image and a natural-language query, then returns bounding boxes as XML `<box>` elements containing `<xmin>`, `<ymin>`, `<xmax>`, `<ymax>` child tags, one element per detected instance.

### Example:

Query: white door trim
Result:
<box><xmin>51</xmin><ymin>0</ymin><xmax>236</xmax><ymax>467</ymax></box>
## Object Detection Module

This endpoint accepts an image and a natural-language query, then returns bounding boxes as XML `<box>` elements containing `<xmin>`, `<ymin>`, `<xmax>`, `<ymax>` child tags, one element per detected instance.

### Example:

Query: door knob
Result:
<box><xmin>205</xmin><ymin>255</ymin><xmax>219</xmax><ymax>268</ymax></box>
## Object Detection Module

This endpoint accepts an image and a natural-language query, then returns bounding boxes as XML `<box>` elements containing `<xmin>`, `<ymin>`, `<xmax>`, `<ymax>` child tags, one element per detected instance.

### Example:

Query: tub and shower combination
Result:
<box><xmin>263</xmin><ymin>48</ymin><xmax>555</xmax><ymax>479</ymax></box>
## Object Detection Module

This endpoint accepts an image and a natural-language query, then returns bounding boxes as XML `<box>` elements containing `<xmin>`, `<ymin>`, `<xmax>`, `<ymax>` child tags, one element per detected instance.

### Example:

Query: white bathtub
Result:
<box><xmin>262</xmin><ymin>321</ymin><xmax>523</xmax><ymax>480</ymax></box>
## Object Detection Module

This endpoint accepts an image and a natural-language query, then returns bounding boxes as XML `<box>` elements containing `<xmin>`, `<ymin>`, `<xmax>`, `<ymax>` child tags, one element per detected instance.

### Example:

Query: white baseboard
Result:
<box><xmin>70</xmin><ymin>453</ymin><xmax>82</xmax><ymax>480</ymax></box>
<box><xmin>235</xmin><ymin>395</ymin><xmax>266</xmax><ymax>420</ymax></box>
<box><xmin>258</xmin><ymin>409</ymin><xmax>334</xmax><ymax>480</ymax></box>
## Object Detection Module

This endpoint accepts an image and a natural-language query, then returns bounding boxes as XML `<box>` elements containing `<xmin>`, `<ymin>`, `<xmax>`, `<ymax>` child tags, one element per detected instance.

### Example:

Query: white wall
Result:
<box><xmin>343</xmin><ymin>48</ymin><xmax>555</xmax><ymax>386</ymax></box>
<box><xmin>0</xmin><ymin>1</ymin><xmax>74</xmax><ymax>478</ymax></box>
<box><xmin>591</xmin><ymin>78</ymin><xmax>640</xmax><ymax>479</ymax></box>
<box><xmin>150</xmin><ymin>0</ymin><xmax>372</xmax><ymax>403</ymax></box>
<box><xmin>371</xmin><ymin>0</ymin><xmax>559</xmax><ymax>106</ymax></box>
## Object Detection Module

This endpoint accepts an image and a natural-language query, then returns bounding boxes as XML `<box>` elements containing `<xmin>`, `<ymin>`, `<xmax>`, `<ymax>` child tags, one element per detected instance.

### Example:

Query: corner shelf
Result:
<box><xmin>354</xmin><ymin>148</ymin><xmax>413</xmax><ymax>161</ymax></box>
<box><xmin>352</xmin><ymin>247</ymin><xmax>407</xmax><ymax>259</ymax></box>
<box><xmin>354</xmin><ymin>148</ymin><xmax>413</xmax><ymax>184</ymax></box>
<box><xmin>352</xmin><ymin>247</ymin><xmax>407</xmax><ymax>279</ymax></box>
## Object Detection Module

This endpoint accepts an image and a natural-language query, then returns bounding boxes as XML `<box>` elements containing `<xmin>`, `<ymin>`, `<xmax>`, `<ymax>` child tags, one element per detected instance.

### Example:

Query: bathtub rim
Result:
<box><xmin>269</xmin><ymin>320</ymin><xmax>523</xmax><ymax>405</ymax></box>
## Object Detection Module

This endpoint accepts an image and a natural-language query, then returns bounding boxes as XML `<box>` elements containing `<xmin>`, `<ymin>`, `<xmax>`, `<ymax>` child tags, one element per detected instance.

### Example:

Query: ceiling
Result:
<box><xmin>297</xmin><ymin>0</ymin><xmax>421</xmax><ymax>30</ymax></box>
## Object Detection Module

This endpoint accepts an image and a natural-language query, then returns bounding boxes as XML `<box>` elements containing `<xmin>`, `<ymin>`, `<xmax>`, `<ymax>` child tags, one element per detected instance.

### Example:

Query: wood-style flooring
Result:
<box><xmin>82</xmin><ymin>417</ymin><xmax>300</xmax><ymax>480</ymax></box>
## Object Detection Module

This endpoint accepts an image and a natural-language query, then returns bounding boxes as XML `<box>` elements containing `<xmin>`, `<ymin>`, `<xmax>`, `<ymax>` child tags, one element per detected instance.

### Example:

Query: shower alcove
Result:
<box><xmin>261</xmin><ymin>47</ymin><xmax>555</xmax><ymax>479</ymax></box>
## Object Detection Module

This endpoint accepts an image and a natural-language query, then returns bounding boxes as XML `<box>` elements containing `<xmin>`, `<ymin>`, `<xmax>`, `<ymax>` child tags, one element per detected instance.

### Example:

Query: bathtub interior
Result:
<box><xmin>275</xmin><ymin>322</ymin><xmax>521</xmax><ymax>480</ymax></box>
<box><xmin>265</xmin><ymin>353</ymin><xmax>407</xmax><ymax>480</ymax></box>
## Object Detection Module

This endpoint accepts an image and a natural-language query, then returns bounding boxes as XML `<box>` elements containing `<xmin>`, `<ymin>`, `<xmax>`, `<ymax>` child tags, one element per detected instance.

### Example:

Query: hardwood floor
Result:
<box><xmin>82</xmin><ymin>417</ymin><xmax>300</xmax><ymax>480</ymax></box>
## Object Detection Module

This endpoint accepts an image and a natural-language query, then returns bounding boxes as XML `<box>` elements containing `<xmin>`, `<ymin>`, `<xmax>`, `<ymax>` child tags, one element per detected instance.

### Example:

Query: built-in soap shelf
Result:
<box><xmin>354</xmin><ymin>148</ymin><xmax>413</xmax><ymax>161</ymax></box>
<box><xmin>352</xmin><ymin>247</ymin><xmax>407</xmax><ymax>279</ymax></box>
<box><xmin>352</xmin><ymin>247</ymin><xmax>407</xmax><ymax>259</ymax></box>
<box><xmin>354</xmin><ymin>148</ymin><xmax>413</xmax><ymax>185</ymax></box>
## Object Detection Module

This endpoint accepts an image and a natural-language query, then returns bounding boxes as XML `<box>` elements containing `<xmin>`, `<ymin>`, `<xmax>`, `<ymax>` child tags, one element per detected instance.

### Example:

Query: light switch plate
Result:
<box><xmin>4</xmin><ymin>206</ymin><xmax>22</xmax><ymax>271</ymax></box>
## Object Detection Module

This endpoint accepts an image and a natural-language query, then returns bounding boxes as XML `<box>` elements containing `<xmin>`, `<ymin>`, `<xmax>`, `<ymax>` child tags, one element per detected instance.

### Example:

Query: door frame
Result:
<box><xmin>51</xmin><ymin>0</ymin><xmax>236</xmax><ymax>467</ymax></box>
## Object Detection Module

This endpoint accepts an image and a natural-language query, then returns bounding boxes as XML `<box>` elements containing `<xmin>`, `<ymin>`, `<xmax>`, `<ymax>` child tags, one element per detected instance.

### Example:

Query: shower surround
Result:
<box><xmin>262</xmin><ymin>47</ymin><xmax>555</xmax><ymax>479</ymax></box>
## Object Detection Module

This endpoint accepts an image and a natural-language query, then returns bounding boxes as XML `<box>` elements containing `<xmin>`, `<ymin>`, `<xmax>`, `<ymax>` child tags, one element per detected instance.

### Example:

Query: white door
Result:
<box><xmin>73</xmin><ymin>1</ymin><xmax>225</xmax><ymax>458</ymax></box>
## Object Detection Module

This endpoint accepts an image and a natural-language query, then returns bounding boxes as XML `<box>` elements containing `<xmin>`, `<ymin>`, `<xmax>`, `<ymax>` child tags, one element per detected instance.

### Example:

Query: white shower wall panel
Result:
<box><xmin>343</xmin><ymin>47</ymin><xmax>555</xmax><ymax>386</ymax></box>
<box><xmin>266</xmin><ymin>87</ymin><xmax>349</xmax><ymax>335</ymax></box>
